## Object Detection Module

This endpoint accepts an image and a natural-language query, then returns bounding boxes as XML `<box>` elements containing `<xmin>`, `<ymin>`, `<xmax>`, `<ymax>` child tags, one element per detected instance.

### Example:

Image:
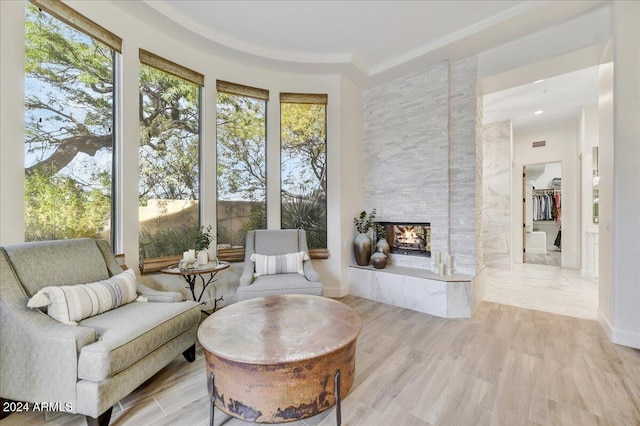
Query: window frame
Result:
<box><xmin>137</xmin><ymin>50</ymin><xmax>204</xmax><ymax>273</ymax></box>
<box><xmin>280</xmin><ymin>93</ymin><xmax>329</xmax><ymax>252</ymax></box>
<box><xmin>24</xmin><ymin>0</ymin><xmax>120</xmax><ymax>247</ymax></box>
<box><xmin>215</xmin><ymin>80</ymin><xmax>269</xmax><ymax>260</ymax></box>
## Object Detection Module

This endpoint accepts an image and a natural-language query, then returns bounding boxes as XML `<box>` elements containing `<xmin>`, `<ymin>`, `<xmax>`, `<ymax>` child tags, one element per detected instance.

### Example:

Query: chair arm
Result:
<box><xmin>136</xmin><ymin>282</ymin><xmax>184</xmax><ymax>303</ymax></box>
<box><xmin>239</xmin><ymin>260</ymin><xmax>255</xmax><ymax>287</ymax></box>
<box><xmin>0</xmin><ymin>298</ymin><xmax>96</xmax><ymax>406</ymax></box>
<box><xmin>303</xmin><ymin>260</ymin><xmax>320</xmax><ymax>282</ymax></box>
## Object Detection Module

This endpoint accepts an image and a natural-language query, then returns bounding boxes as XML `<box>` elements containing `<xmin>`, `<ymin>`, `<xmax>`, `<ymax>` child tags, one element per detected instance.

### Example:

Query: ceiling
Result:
<box><xmin>126</xmin><ymin>1</ymin><xmax>603</xmax><ymax>130</ymax></box>
<box><xmin>483</xmin><ymin>65</ymin><xmax>600</xmax><ymax>131</ymax></box>
<box><xmin>134</xmin><ymin>0</ymin><xmax>605</xmax><ymax>86</ymax></box>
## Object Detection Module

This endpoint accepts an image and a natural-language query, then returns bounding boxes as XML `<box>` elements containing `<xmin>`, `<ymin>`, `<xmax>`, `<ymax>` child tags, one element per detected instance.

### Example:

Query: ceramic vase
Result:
<box><xmin>354</xmin><ymin>233</ymin><xmax>372</xmax><ymax>266</ymax></box>
<box><xmin>375</xmin><ymin>238</ymin><xmax>390</xmax><ymax>256</ymax></box>
<box><xmin>197</xmin><ymin>250</ymin><xmax>208</xmax><ymax>265</ymax></box>
<box><xmin>371</xmin><ymin>252</ymin><xmax>388</xmax><ymax>269</ymax></box>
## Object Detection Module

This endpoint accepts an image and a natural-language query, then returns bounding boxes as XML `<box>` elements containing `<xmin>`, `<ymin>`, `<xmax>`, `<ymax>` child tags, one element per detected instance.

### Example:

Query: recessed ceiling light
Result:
<box><xmin>534</xmin><ymin>110</ymin><xmax>544</xmax><ymax>115</ymax></box>
<box><xmin>534</xmin><ymin>79</ymin><xmax>544</xmax><ymax>84</ymax></box>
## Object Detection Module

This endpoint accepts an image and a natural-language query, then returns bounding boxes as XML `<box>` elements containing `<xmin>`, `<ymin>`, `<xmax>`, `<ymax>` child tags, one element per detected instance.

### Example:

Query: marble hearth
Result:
<box><xmin>348</xmin><ymin>264</ymin><xmax>485</xmax><ymax>318</ymax></box>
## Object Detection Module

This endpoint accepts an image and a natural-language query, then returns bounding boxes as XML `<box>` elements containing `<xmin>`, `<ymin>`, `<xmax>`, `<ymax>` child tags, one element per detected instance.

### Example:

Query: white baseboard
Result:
<box><xmin>598</xmin><ymin>308</ymin><xmax>640</xmax><ymax>349</ymax></box>
<box><xmin>323</xmin><ymin>286</ymin><xmax>349</xmax><ymax>298</ymax></box>
<box><xmin>598</xmin><ymin>308</ymin><xmax>613</xmax><ymax>340</ymax></box>
<box><xmin>612</xmin><ymin>327</ymin><xmax>640</xmax><ymax>349</ymax></box>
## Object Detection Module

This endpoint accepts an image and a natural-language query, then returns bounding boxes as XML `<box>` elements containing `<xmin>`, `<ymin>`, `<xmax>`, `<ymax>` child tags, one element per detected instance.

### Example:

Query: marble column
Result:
<box><xmin>482</xmin><ymin>120</ymin><xmax>511</xmax><ymax>268</ymax></box>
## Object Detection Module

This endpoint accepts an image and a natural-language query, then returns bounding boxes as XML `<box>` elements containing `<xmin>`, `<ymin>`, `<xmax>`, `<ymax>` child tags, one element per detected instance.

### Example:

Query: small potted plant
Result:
<box><xmin>195</xmin><ymin>225</ymin><xmax>214</xmax><ymax>265</ymax></box>
<box><xmin>353</xmin><ymin>209</ymin><xmax>376</xmax><ymax>266</ymax></box>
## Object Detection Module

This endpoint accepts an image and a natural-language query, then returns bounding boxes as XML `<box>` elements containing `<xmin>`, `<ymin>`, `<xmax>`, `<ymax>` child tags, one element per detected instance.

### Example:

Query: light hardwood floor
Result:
<box><xmin>2</xmin><ymin>296</ymin><xmax>639</xmax><ymax>426</ymax></box>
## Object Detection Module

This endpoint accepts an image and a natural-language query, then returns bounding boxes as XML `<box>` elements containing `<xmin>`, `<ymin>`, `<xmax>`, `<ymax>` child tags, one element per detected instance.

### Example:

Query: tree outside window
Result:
<box><xmin>138</xmin><ymin>64</ymin><xmax>201</xmax><ymax>260</ymax></box>
<box><xmin>281</xmin><ymin>99</ymin><xmax>327</xmax><ymax>249</ymax></box>
<box><xmin>216</xmin><ymin>92</ymin><xmax>267</xmax><ymax>248</ymax></box>
<box><xmin>24</xmin><ymin>3</ymin><xmax>115</xmax><ymax>242</ymax></box>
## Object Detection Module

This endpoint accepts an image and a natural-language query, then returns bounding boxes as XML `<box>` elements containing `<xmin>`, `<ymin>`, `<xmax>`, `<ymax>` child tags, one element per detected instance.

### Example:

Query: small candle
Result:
<box><xmin>188</xmin><ymin>249</ymin><xmax>196</xmax><ymax>262</ymax></box>
<box><xmin>183</xmin><ymin>251</ymin><xmax>190</xmax><ymax>261</ymax></box>
<box><xmin>447</xmin><ymin>254</ymin><xmax>453</xmax><ymax>269</ymax></box>
<box><xmin>439</xmin><ymin>263</ymin><xmax>445</xmax><ymax>276</ymax></box>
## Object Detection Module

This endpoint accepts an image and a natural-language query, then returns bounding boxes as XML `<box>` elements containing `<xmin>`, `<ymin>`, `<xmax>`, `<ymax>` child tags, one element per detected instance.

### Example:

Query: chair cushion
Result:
<box><xmin>236</xmin><ymin>273</ymin><xmax>323</xmax><ymax>301</ymax></box>
<box><xmin>77</xmin><ymin>300</ymin><xmax>200</xmax><ymax>381</ymax></box>
<box><xmin>250</xmin><ymin>251</ymin><xmax>309</xmax><ymax>276</ymax></box>
<box><xmin>27</xmin><ymin>269</ymin><xmax>139</xmax><ymax>325</ymax></box>
<box><xmin>254</xmin><ymin>229</ymin><xmax>301</xmax><ymax>255</ymax></box>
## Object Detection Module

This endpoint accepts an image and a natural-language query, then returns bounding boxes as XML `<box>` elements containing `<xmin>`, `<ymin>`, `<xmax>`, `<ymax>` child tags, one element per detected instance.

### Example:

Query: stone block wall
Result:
<box><xmin>362</xmin><ymin>57</ymin><xmax>480</xmax><ymax>275</ymax></box>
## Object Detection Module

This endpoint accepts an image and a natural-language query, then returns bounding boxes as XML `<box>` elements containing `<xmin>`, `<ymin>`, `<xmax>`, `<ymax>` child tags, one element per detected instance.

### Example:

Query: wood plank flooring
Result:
<box><xmin>1</xmin><ymin>296</ymin><xmax>639</xmax><ymax>426</ymax></box>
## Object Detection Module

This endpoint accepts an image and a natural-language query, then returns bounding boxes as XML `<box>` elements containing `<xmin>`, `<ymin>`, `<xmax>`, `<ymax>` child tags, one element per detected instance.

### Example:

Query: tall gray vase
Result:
<box><xmin>354</xmin><ymin>233</ymin><xmax>372</xmax><ymax>266</ymax></box>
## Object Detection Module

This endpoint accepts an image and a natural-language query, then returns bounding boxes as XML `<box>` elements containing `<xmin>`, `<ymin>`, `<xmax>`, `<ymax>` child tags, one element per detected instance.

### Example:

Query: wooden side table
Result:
<box><xmin>161</xmin><ymin>261</ymin><xmax>230</xmax><ymax>314</ymax></box>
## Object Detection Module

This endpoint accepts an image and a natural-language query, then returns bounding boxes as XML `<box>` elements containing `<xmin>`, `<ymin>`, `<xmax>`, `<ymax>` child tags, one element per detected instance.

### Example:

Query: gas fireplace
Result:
<box><xmin>377</xmin><ymin>222</ymin><xmax>431</xmax><ymax>257</ymax></box>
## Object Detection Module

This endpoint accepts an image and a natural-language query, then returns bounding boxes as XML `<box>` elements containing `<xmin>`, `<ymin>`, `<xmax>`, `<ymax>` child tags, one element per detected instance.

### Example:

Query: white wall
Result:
<box><xmin>512</xmin><ymin>121</ymin><xmax>580</xmax><ymax>268</ymax></box>
<box><xmin>609</xmin><ymin>1</ymin><xmax>640</xmax><ymax>348</ymax></box>
<box><xmin>597</xmin><ymin>56</ymin><xmax>614</xmax><ymax>336</ymax></box>
<box><xmin>0</xmin><ymin>0</ymin><xmax>361</xmax><ymax>297</ymax></box>
<box><xmin>579</xmin><ymin>104</ymin><xmax>599</xmax><ymax>278</ymax></box>
<box><xmin>0</xmin><ymin>1</ymin><xmax>25</xmax><ymax>245</ymax></box>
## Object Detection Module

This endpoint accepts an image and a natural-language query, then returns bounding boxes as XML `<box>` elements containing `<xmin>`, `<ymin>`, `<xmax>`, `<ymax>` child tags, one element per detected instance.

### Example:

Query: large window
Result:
<box><xmin>280</xmin><ymin>93</ymin><xmax>327</xmax><ymax>249</ymax></box>
<box><xmin>24</xmin><ymin>0</ymin><xmax>120</xmax><ymax>243</ymax></box>
<box><xmin>216</xmin><ymin>81</ymin><xmax>268</xmax><ymax>250</ymax></box>
<box><xmin>138</xmin><ymin>50</ymin><xmax>202</xmax><ymax>262</ymax></box>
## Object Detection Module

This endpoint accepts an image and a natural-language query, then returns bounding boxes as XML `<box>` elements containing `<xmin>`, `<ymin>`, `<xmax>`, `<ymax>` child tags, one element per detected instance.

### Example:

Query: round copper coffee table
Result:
<box><xmin>198</xmin><ymin>295</ymin><xmax>361</xmax><ymax>424</ymax></box>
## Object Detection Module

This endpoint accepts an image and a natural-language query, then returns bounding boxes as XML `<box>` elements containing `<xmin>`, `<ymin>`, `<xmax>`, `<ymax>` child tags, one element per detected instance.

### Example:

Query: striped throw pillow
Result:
<box><xmin>250</xmin><ymin>251</ymin><xmax>309</xmax><ymax>277</ymax></box>
<box><xmin>27</xmin><ymin>269</ymin><xmax>140</xmax><ymax>325</ymax></box>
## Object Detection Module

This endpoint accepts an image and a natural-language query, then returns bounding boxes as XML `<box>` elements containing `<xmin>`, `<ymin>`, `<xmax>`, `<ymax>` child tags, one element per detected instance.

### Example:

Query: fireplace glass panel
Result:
<box><xmin>377</xmin><ymin>222</ymin><xmax>431</xmax><ymax>257</ymax></box>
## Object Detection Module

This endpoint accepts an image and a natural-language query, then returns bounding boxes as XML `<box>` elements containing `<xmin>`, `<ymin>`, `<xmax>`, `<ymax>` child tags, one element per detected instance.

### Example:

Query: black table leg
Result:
<box><xmin>334</xmin><ymin>369</ymin><xmax>341</xmax><ymax>426</ymax></box>
<box><xmin>208</xmin><ymin>371</ymin><xmax>215</xmax><ymax>426</ymax></box>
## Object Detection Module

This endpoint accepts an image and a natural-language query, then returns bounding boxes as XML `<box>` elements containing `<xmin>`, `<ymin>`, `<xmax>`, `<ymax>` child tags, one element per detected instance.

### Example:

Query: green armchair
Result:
<box><xmin>0</xmin><ymin>238</ymin><xmax>200</xmax><ymax>425</ymax></box>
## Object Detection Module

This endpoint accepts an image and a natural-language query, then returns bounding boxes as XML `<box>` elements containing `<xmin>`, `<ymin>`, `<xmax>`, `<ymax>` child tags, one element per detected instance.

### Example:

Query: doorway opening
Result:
<box><xmin>523</xmin><ymin>162</ymin><xmax>562</xmax><ymax>266</ymax></box>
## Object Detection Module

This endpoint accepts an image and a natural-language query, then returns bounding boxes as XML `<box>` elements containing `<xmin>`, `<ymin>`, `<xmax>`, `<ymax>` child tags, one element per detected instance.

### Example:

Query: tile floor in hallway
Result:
<box><xmin>483</xmin><ymin>263</ymin><xmax>599</xmax><ymax>320</ymax></box>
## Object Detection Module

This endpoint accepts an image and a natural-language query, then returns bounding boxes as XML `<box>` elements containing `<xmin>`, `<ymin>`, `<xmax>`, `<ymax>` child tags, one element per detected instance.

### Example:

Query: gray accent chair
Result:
<box><xmin>0</xmin><ymin>238</ymin><xmax>200</xmax><ymax>425</ymax></box>
<box><xmin>236</xmin><ymin>230</ymin><xmax>323</xmax><ymax>301</ymax></box>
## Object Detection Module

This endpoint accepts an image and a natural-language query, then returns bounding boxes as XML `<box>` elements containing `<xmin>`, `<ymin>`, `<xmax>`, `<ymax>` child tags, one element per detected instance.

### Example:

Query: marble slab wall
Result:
<box><xmin>348</xmin><ymin>266</ymin><xmax>477</xmax><ymax>318</ymax></box>
<box><xmin>482</xmin><ymin>120</ymin><xmax>512</xmax><ymax>268</ymax></box>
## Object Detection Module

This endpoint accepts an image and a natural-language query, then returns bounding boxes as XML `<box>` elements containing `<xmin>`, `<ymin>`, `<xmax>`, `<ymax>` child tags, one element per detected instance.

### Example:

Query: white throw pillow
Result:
<box><xmin>250</xmin><ymin>251</ymin><xmax>309</xmax><ymax>277</ymax></box>
<box><xmin>27</xmin><ymin>269</ymin><xmax>141</xmax><ymax>325</ymax></box>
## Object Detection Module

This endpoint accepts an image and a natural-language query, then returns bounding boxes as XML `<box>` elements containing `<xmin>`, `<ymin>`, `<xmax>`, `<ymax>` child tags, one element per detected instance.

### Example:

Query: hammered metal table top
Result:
<box><xmin>198</xmin><ymin>295</ymin><xmax>362</xmax><ymax>364</ymax></box>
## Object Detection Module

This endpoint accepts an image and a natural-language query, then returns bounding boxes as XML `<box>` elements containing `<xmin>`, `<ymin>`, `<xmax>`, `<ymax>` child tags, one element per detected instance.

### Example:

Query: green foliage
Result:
<box><xmin>195</xmin><ymin>225</ymin><xmax>214</xmax><ymax>251</ymax></box>
<box><xmin>280</xmin><ymin>103</ymin><xmax>327</xmax><ymax>248</ymax></box>
<box><xmin>281</xmin><ymin>103</ymin><xmax>326</xmax><ymax>193</ymax></box>
<box><xmin>24</xmin><ymin>4</ymin><xmax>114</xmax><ymax>242</ymax></box>
<box><xmin>282</xmin><ymin>187</ymin><xmax>327</xmax><ymax>249</ymax></box>
<box><xmin>354</xmin><ymin>209</ymin><xmax>377</xmax><ymax>234</ymax></box>
<box><xmin>139</xmin><ymin>64</ymin><xmax>200</xmax><ymax>202</ymax></box>
<box><xmin>25</xmin><ymin>170</ymin><xmax>110</xmax><ymax>241</ymax></box>
<box><xmin>243</xmin><ymin>202</ymin><xmax>267</xmax><ymax>235</ymax></box>
<box><xmin>216</xmin><ymin>93</ymin><xmax>266</xmax><ymax>201</ymax></box>
<box><xmin>139</xmin><ymin>221</ymin><xmax>200</xmax><ymax>259</ymax></box>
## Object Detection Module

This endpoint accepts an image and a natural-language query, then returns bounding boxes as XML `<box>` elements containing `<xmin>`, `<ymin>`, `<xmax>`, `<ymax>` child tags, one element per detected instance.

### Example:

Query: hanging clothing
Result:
<box><xmin>532</xmin><ymin>190</ymin><xmax>561</xmax><ymax>221</ymax></box>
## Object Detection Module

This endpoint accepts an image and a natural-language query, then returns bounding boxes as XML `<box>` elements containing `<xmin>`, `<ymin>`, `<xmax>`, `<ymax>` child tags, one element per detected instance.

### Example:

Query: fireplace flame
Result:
<box><xmin>402</xmin><ymin>229</ymin><xmax>418</xmax><ymax>244</ymax></box>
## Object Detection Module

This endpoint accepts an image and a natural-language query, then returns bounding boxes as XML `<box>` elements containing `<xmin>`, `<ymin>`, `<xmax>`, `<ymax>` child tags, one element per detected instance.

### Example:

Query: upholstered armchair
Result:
<box><xmin>236</xmin><ymin>230</ymin><xmax>323</xmax><ymax>301</ymax></box>
<box><xmin>0</xmin><ymin>238</ymin><xmax>200</xmax><ymax>425</ymax></box>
